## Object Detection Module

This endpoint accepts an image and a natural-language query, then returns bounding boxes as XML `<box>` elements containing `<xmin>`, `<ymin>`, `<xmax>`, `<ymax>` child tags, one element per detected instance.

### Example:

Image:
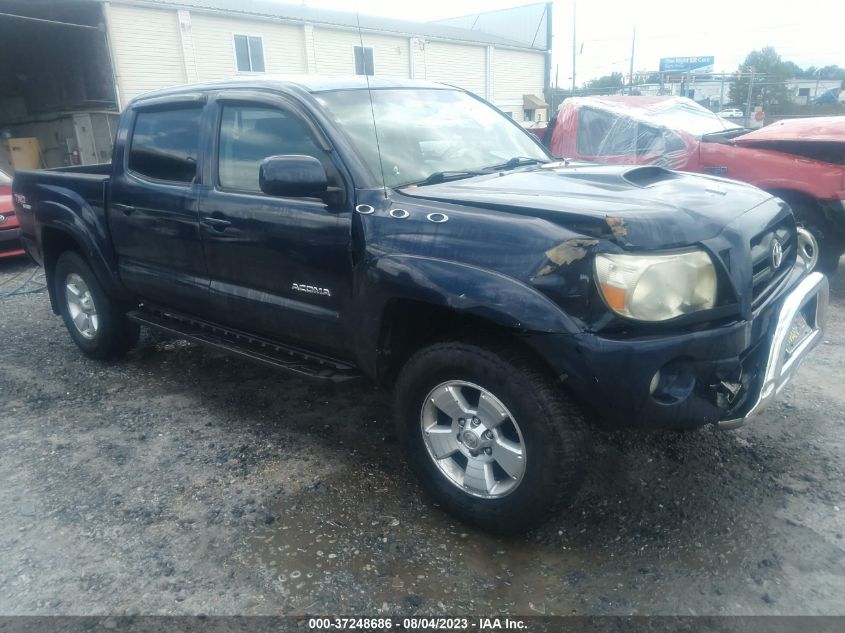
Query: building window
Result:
<box><xmin>128</xmin><ymin>107</ymin><xmax>202</xmax><ymax>183</ymax></box>
<box><xmin>234</xmin><ymin>35</ymin><xmax>265</xmax><ymax>73</ymax></box>
<box><xmin>353</xmin><ymin>46</ymin><xmax>374</xmax><ymax>76</ymax></box>
<box><xmin>523</xmin><ymin>109</ymin><xmax>535</xmax><ymax>122</ymax></box>
<box><xmin>798</xmin><ymin>88</ymin><xmax>811</xmax><ymax>97</ymax></box>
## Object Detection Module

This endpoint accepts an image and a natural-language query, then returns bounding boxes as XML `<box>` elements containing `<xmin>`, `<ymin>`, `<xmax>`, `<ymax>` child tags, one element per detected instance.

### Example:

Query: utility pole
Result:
<box><xmin>571</xmin><ymin>1</ymin><xmax>577</xmax><ymax>94</ymax></box>
<box><xmin>745</xmin><ymin>67</ymin><xmax>755</xmax><ymax>126</ymax></box>
<box><xmin>814</xmin><ymin>68</ymin><xmax>822</xmax><ymax>103</ymax></box>
<box><xmin>719</xmin><ymin>72</ymin><xmax>725</xmax><ymax>107</ymax></box>
<box><xmin>628</xmin><ymin>27</ymin><xmax>636</xmax><ymax>94</ymax></box>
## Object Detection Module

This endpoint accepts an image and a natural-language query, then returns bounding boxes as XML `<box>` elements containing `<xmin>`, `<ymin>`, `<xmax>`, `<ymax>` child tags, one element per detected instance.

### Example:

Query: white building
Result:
<box><xmin>632</xmin><ymin>77</ymin><xmax>844</xmax><ymax>108</ymax></box>
<box><xmin>0</xmin><ymin>0</ymin><xmax>551</xmax><ymax>169</ymax></box>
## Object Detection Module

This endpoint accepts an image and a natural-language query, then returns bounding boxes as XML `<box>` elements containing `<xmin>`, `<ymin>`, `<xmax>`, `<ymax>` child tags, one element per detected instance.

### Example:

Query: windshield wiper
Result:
<box><xmin>486</xmin><ymin>156</ymin><xmax>549</xmax><ymax>171</ymax></box>
<box><xmin>409</xmin><ymin>170</ymin><xmax>488</xmax><ymax>186</ymax></box>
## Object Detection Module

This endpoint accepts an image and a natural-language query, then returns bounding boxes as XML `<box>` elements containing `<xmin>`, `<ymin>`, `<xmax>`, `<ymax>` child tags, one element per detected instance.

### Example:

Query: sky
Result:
<box><xmin>298</xmin><ymin>0</ymin><xmax>845</xmax><ymax>86</ymax></box>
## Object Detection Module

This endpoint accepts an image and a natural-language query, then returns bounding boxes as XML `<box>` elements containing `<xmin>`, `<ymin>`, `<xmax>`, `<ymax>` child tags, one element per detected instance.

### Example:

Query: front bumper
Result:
<box><xmin>0</xmin><ymin>226</ymin><xmax>25</xmax><ymax>258</ymax></box>
<box><xmin>527</xmin><ymin>269</ymin><xmax>829</xmax><ymax>431</ymax></box>
<box><xmin>718</xmin><ymin>271</ymin><xmax>828</xmax><ymax>428</ymax></box>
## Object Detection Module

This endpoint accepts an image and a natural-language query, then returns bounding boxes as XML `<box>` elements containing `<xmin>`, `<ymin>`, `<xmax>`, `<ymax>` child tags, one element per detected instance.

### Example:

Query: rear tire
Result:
<box><xmin>394</xmin><ymin>341</ymin><xmax>589</xmax><ymax>535</ymax></box>
<box><xmin>54</xmin><ymin>251</ymin><xmax>139</xmax><ymax>360</ymax></box>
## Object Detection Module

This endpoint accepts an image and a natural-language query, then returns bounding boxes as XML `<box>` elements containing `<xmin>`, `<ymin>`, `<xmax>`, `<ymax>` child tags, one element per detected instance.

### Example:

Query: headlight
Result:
<box><xmin>595</xmin><ymin>250</ymin><xmax>717</xmax><ymax>321</ymax></box>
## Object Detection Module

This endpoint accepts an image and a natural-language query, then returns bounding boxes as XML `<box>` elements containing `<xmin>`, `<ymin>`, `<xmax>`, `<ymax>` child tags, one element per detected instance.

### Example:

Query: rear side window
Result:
<box><xmin>128</xmin><ymin>107</ymin><xmax>202</xmax><ymax>183</ymax></box>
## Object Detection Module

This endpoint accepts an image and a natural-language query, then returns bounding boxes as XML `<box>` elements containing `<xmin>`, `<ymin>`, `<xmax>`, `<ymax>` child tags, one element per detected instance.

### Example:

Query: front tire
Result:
<box><xmin>394</xmin><ymin>342</ymin><xmax>589</xmax><ymax>534</ymax></box>
<box><xmin>54</xmin><ymin>251</ymin><xmax>139</xmax><ymax>360</ymax></box>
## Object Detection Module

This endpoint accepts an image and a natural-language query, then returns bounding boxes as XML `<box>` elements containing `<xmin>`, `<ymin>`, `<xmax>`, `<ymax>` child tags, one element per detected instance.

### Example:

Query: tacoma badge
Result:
<box><xmin>291</xmin><ymin>283</ymin><xmax>332</xmax><ymax>297</ymax></box>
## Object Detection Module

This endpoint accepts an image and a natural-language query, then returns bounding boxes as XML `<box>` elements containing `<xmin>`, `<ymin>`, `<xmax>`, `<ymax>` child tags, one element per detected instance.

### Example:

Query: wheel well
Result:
<box><xmin>41</xmin><ymin>228</ymin><xmax>84</xmax><ymax>314</ymax></box>
<box><xmin>768</xmin><ymin>189</ymin><xmax>824</xmax><ymax>224</ymax></box>
<box><xmin>375</xmin><ymin>299</ymin><xmax>542</xmax><ymax>388</ymax></box>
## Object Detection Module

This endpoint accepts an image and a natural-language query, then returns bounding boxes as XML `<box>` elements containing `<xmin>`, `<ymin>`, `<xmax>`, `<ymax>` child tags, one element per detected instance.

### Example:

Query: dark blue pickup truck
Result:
<box><xmin>13</xmin><ymin>77</ymin><xmax>829</xmax><ymax>533</ymax></box>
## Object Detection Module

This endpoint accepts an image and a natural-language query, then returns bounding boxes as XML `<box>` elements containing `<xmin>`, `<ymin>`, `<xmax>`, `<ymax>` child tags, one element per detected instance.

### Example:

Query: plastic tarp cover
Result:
<box><xmin>550</xmin><ymin>96</ymin><xmax>740</xmax><ymax>170</ymax></box>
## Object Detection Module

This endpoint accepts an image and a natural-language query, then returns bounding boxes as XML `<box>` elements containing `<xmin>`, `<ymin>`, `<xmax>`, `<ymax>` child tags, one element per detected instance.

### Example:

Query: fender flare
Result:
<box><xmin>352</xmin><ymin>254</ymin><xmax>579</xmax><ymax>376</ymax></box>
<box><xmin>34</xmin><ymin>188</ymin><xmax>127</xmax><ymax>309</ymax></box>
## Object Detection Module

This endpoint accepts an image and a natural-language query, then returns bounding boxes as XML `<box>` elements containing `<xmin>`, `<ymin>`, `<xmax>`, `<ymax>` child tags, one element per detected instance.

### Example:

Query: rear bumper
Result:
<box><xmin>527</xmin><ymin>269</ymin><xmax>829</xmax><ymax>430</ymax></box>
<box><xmin>0</xmin><ymin>226</ymin><xmax>25</xmax><ymax>258</ymax></box>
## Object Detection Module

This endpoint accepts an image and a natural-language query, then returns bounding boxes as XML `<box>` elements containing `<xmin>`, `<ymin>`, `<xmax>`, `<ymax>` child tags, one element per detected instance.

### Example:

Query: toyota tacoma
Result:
<box><xmin>12</xmin><ymin>77</ymin><xmax>829</xmax><ymax>533</ymax></box>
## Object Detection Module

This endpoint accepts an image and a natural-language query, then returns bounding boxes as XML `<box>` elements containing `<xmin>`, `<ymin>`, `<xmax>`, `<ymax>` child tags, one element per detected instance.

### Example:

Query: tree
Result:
<box><xmin>728</xmin><ymin>47</ymin><xmax>792</xmax><ymax>111</ymax></box>
<box><xmin>585</xmin><ymin>72</ymin><xmax>625</xmax><ymax>93</ymax></box>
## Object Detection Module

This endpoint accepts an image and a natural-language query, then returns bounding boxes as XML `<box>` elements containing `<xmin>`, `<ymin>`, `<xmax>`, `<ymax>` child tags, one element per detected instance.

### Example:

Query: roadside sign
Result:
<box><xmin>659</xmin><ymin>56</ymin><xmax>715</xmax><ymax>74</ymax></box>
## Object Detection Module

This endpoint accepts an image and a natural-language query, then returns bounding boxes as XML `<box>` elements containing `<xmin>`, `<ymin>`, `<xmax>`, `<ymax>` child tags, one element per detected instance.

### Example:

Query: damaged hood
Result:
<box><xmin>734</xmin><ymin>116</ymin><xmax>845</xmax><ymax>144</ymax></box>
<box><xmin>400</xmin><ymin>163</ymin><xmax>776</xmax><ymax>248</ymax></box>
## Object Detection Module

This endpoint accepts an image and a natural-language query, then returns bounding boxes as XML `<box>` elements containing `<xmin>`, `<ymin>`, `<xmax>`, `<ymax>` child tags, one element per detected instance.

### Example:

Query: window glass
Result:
<box><xmin>354</xmin><ymin>46</ymin><xmax>374</xmax><ymax>76</ymax></box>
<box><xmin>0</xmin><ymin>169</ymin><xmax>10</xmax><ymax>186</ymax></box>
<box><xmin>234</xmin><ymin>35</ymin><xmax>265</xmax><ymax>72</ymax></box>
<box><xmin>128</xmin><ymin>107</ymin><xmax>202</xmax><ymax>183</ymax></box>
<box><xmin>315</xmin><ymin>89</ymin><xmax>548</xmax><ymax>188</ymax></box>
<box><xmin>218</xmin><ymin>105</ymin><xmax>322</xmax><ymax>193</ymax></box>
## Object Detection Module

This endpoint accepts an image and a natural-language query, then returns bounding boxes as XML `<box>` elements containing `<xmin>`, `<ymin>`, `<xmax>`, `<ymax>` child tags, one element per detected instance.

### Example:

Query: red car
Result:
<box><xmin>547</xmin><ymin>96</ymin><xmax>845</xmax><ymax>271</ymax></box>
<box><xmin>0</xmin><ymin>168</ymin><xmax>25</xmax><ymax>259</ymax></box>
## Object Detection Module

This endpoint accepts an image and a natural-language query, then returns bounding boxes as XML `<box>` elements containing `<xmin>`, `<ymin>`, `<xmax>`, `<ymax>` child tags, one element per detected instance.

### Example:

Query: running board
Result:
<box><xmin>127</xmin><ymin>308</ymin><xmax>362</xmax><ymax>383</ymax></box>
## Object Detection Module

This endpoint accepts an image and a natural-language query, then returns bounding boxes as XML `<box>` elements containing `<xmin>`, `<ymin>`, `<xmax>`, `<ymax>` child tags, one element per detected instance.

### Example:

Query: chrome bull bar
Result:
<box><xmin>718</xmin><ymin>271</ymin><xmax>829</xmax><ymax>430</ymax></box>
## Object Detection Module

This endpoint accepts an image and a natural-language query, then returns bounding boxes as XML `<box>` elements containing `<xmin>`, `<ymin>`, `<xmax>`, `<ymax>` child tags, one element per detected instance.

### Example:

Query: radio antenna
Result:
<box><xmin>355</xmin><ymin>10</ymin><xmax>388</xmax><ymax>199</ymax></box>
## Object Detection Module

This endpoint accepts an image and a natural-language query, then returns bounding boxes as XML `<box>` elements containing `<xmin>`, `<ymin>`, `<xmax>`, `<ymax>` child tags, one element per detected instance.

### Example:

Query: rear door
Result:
<box><xmin>109</xmin><ymin>95</ymin><xmax>211</xmax><ymax>315</ymax></box>
<box><xmin>197</xmin><ymin>91</ymin><xmax>353</xmax><ymax>356</ymax></box>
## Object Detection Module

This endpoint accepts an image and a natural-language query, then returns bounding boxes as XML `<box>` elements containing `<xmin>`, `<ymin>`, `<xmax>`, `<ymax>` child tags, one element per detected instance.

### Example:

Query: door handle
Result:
<box><xmin>113</xmin><ymin>203</ymin><xmax>135</xmax><ymax>216</ymax></box>
<box><xmin>202</xmin><ymin>214</ymin><xmax>232</xmax><ymax>231</ymax></box>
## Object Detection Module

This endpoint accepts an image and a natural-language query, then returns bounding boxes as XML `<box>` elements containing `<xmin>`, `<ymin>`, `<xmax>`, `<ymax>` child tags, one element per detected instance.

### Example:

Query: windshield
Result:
<box><xmin>315</xmin><ymin>88</ymin><xmax>549</xmax><ymax>187</ymax></box>
<box><xmin>0</xmin><ymin>169</ymin><xmax>10</xmax><ymax>186</ymax></box>
<box><xmin>636</xmin><ymin>99</ymin><xmax>741</xmax><ymax>137</ymax></box>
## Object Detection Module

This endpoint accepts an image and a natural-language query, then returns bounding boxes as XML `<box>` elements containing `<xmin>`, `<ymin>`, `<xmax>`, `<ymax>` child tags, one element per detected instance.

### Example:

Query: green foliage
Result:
<box><xmin>728</xmin><ymin>46</ymin><xmax>793</xmax><ymax>112</ymax></box>
<box><xmin>585</xmin><ymin>72</ymin><xmax>625</xmax><ymax>93</ymax></box>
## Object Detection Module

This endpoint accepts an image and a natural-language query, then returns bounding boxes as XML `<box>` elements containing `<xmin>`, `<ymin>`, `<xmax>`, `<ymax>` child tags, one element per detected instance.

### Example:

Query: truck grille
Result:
<box><xmin>750</xmin><ymin>218</ymin><xmax>796</xmax><ymax>307</ymax></box>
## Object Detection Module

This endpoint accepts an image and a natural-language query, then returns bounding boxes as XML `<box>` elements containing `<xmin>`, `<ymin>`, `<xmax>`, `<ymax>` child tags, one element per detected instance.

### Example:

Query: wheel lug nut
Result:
<box><xmin>484</xmin><ymin>447</ymin><xmax>492</xmax><ymax>455</ymax></box>
<box><xmin>458</xmin><ymin>418</ymin><xmax>466</xmax><ymax>427</ymax></box>
<box><xmin>470</xmin><ymin>417</ymin><xmax>480</xmax><ymax>427</ymax></box>
<box><xmin>483</xmin><ymin>430</ymin><xmax>493</xmax><ymax>440</ymax></box>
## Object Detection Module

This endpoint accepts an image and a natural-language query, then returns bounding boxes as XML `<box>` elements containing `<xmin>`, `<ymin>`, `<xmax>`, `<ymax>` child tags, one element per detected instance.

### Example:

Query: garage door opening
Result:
<box><xmin>0</xmin><ymin>0</ymin><xmax>119</xmax><ymax>171</ymax></box>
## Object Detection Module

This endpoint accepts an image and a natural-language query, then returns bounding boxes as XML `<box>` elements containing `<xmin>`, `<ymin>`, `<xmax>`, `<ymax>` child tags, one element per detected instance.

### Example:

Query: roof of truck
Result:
<box><xmin>130</xmin><ymin>75</ymin><xmax>456</xmax><ymax>104</ymax></box>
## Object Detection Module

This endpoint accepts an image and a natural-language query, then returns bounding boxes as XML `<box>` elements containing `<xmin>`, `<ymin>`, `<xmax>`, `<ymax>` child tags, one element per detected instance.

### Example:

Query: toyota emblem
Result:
<box><xmin>771</xmin><ymin>238</ymin><xmax>784</xmax><ymax>269</ymax></box>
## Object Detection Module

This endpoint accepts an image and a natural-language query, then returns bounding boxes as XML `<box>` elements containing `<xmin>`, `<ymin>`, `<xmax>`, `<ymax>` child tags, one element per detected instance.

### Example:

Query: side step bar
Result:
<box><xmin>127</xmin><ymin>308</ymin><xmax>362</xmax><ymax>383</ymax></box>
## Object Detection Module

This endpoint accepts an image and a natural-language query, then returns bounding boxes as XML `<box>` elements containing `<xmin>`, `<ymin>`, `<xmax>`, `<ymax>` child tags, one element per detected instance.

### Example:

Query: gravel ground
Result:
<box><xmin>1</xmin><ymin>256</ymin><xmax>844</xmax><ymax>617</ymax></box>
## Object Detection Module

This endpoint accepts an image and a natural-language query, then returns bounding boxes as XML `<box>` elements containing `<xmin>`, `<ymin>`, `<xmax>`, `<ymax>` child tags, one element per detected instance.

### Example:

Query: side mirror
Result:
<box><xmin>259</xmin><ymin>155</ymin><xmax>328</xmax><ymax>198</ymax></box>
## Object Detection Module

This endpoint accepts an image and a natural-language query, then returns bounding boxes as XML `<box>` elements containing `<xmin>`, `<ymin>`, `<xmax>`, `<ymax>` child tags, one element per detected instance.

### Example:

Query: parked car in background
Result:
<box><xmin>716</xmin><ymin>108</ymin><xmax>745</xmax><ymax>118</ymax></box>
<box><xmin>547</xmin><ymin>96</ymin><xmax>845</xmax><ymax>272</ymax></box>
<box><xmin>0</xmin><ymin>168</ymin><xmax>25</xmax><ymax>259</ymax></box>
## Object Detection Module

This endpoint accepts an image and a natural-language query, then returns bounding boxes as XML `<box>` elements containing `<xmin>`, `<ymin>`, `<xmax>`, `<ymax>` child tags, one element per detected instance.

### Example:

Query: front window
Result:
<box><xmin>315</xmin><ymin>88</ymin><xmax>549</xmax><ymax>188</ymax></box>
<box><xmin>217</xmin><ymin>104</ymin><xmax>322</xmax><ymax>194</ymax></box>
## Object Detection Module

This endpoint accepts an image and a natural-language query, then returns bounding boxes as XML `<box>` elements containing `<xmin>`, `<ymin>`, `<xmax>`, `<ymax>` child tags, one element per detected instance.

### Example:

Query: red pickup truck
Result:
<box><xmin>547</xmin><ymin>96</ymin><xmax>845</xmax><ymax>272</ymax></box>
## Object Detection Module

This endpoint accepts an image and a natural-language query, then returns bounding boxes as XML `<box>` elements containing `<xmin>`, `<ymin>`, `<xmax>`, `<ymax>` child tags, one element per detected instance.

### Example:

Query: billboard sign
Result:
<box><xmin>659</xmin><ymin>56</ymin><xmax>715</xmax><ymax>74</ymax></box>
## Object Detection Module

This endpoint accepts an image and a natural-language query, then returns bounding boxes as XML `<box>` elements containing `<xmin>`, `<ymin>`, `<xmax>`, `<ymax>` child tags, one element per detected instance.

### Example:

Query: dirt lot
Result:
<box><xmin>1</xmin><ymin>257</ymin><xmax>844</xmax><ymax>616</ymax></box>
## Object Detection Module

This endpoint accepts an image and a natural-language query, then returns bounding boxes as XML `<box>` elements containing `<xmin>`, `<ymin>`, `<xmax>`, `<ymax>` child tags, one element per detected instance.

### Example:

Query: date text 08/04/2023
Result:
<box><xmin>307</xmin><ymin>617</ymin><xmax>528</xmax><ymax>630</ymax></box>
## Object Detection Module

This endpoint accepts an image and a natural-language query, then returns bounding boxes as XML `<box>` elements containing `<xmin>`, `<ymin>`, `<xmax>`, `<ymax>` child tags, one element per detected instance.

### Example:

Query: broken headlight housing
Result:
<box><xmin>595</xmin><ymin>249</ymin><xmax>717</xmax><ymax>321</ymax></box>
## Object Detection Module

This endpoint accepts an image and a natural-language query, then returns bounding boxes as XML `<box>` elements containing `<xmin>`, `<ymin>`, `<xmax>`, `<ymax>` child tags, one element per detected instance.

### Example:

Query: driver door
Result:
<box><xmin>198</xmin><ymin>92</ymin><xmax>353</xmax><ymax>357</ymax></box>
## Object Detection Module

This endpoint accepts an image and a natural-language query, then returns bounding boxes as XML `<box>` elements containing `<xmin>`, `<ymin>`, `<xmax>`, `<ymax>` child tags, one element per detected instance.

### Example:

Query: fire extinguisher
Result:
<box><xmin>71</xmin><ymin>149</ymin><xmax>81</xmax><ymax>165</ymax></box>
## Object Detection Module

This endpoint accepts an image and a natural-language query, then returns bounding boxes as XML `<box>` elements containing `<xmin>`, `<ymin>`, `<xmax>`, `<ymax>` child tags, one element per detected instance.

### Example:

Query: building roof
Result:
<box><xmin>109</xmin><ymin>0</ymin><xmax>544</xmax><ymax>50</ymax></box>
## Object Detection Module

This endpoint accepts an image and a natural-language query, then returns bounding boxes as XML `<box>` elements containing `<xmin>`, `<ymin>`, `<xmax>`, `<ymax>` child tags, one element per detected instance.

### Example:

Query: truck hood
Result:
<box><xmin>734</xmin><ymin>117</ymin><xmax>845</xmax><ymax>144</ymax></box>
<box><xmin>400</xmin><ymin>163</ymin><xmax>776</xmax><ymax>248</ymax></box>
<box><xmin>730</xmin><ymin>117</ymin><xmax>845</xmax><ymax>166</ymax></box>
